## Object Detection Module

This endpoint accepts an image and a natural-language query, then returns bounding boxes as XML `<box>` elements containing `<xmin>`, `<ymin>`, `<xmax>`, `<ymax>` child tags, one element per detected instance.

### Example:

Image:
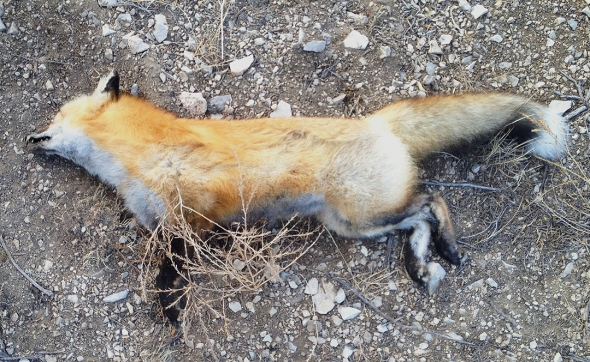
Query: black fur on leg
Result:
<box><xmin>156</xmin><ymin>236</ymin><xmax>189</xmax><ymax>328</ymax></box>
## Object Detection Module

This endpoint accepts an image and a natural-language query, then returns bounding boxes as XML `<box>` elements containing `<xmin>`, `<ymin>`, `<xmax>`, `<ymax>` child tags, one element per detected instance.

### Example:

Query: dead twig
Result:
<box><xmin>565</xmin><ymin>106</ymin><xmax>588</xmax><ymax>121</ymax></box>
<box><xmin>422</xmin><ymin>181</ymin><xmax>500</xmax><ymax>192</ymax></box>
<box><xmin>553</xmin><ymin>90</ymin><xmax>583</xmax><ymax>101</ymax></box>
<box><xmin>559</xmin><ymin>70</ymin><xmax>586</xmax><ymax>103</ymax></box>
<box><xmin>0</xmin><ymin>349</ymin><xmax>64</xmax><ymax>361</ymax></box>
<box><xmin>0</xmin><ymin>235</ymin><xmax>54</xmax><ymax>297</ymax></box>
<box><xmin>488</xmin><ymin>299</ymin><xmax>517</xmax><ymax>327</ymax></box>
<box><xmin>327</xmin><ymin>273</ymin><xmax>478</xmax><ymax>348</ymax></box>
<box><xmin>562</xmin><ymin>355</ymin><xmax>590</xmax><ymax>362</ymax></box>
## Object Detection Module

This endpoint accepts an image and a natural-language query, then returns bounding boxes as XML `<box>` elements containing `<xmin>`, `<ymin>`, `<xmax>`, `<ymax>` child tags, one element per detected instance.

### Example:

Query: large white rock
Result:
<box><xmin>230</xmin><ymin>55</ymin><xmax>254</xmax><ymax>76</ymax></box>
<box><xmin>343</xmin><ymin>30</ymin><xmax>369</xmax><ymax>50</ymax></box>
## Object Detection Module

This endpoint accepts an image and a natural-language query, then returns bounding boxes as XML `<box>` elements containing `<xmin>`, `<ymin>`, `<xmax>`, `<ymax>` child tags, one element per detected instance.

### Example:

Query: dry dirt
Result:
<box><xmin>0</xmin><ymin>0</ymin><xmax>589</xmax><ymax>361</ymax></box>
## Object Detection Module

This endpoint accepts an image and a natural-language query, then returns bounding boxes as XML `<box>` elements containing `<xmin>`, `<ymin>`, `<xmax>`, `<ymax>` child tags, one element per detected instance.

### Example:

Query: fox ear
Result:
<box><xmin>93</xmin><ymin>70</ymin><xmax>120</xmax><ymax>100</ymax></box>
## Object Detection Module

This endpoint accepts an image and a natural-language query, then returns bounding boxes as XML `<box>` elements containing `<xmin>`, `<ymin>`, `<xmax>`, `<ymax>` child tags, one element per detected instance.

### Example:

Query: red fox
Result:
<box><xmin>27</xmin><ymin>71</ymin><xmax>568</xmax><ymax>298</ymax></box>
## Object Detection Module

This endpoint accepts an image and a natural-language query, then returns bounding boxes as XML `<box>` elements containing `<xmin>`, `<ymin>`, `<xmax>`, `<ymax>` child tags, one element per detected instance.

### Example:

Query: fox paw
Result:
<box><xmin>411</xmin><ymin>262</ymin><xmax>447</xmax><ymax>295</ymax></box>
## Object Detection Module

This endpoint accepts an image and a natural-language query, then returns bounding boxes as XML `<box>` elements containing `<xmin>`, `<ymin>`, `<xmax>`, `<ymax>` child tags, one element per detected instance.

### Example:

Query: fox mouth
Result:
<box><xmin>26</xmin><ymin>134</ymin><xmax>51</xmax><ymax>144</ymax></box>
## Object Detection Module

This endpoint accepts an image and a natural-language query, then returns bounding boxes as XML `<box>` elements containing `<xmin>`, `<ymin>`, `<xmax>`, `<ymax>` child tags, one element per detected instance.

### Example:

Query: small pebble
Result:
<box><xmin>229</xmin><ymin>301</ymin><xmax>242</xmax><ymax>313</ymax></box>
<box><xmin>471</xmin><ymin>5</ymin><xmax>488</xmax><ymax>19</ymax></box>
<box><xmin>103</xmin><ymin>290</ymin><xmax>129</xmax><ymax>303</ymax></box>
<box><xmin>490</xmin><ymin>34</ymin><xmax>503</xmax><ymax>43</ymax></box>
<box><xmin>303</xmin><ymin>40</ymin><xmax>326</xmax><ymax>53</ymax></box>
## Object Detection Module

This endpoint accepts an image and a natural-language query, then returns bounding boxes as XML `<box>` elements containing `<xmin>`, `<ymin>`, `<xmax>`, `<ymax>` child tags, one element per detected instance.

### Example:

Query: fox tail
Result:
<box><xmin>369</xmin><ymin>93</ymin><xmax>569</xmax><ymax>161</ymax></box>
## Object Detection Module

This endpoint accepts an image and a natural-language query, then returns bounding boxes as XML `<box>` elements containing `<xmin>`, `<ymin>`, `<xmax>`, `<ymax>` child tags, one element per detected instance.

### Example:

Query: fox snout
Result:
<box><xmin>26</xmin><ymin>133</ymin><xmax>51</xmax><ymax>144</ymax></box>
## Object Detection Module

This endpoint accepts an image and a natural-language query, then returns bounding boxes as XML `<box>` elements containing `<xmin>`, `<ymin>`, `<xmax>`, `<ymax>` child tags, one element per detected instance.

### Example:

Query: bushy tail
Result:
<box><xmin>369</xmin><ymin>93</ymin><xmax>569</xmax><ymax>161</ymax></box>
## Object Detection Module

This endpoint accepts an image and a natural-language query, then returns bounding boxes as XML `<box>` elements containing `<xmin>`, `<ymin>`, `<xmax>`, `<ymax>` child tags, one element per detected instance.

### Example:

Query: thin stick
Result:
<box><xmin>422</xmin><ymin>181</ymin><xmax>500</xmax><ymax>192</ymax></box>
<box><xmin>327</xmin><ymin>273</ymin><xmax>478</xmax><ymax>348</ymax></box>
<box><xmin>0</xmin><ymin>349</ymin><xmax>66</xmax><ymax>361</ymax></box>
<box><xmin>0</xmin><ymin>235</ymin><xmax>54</xmax><ymax>297</ymax></box>
<box><xmin>559</xmin><ymin>70</ymin><xmax>586</xmax><ymax>102</ymax></box>
<box><xmin>219</xmin><ymin>0</ymin><xmax>225</xmax><ymax>61</ymax></box>
<box><xmin>553</xmin><ymin>90</ymin><xmax>583</xmax><ymax>101</ymax></box>
<box><xmin>565</xmin><ymin>106</ymin><xmax>588</xmax><ymax>121</ymax></box>
<box><xmin>563</xmin><ymin>356</ymin><xmax>590</xmax><ymax>362</ymax></box>
<box><xmin>488</xmin><ymin>299</ymin><xmax>517</xmax><ymax>327</ymax></box>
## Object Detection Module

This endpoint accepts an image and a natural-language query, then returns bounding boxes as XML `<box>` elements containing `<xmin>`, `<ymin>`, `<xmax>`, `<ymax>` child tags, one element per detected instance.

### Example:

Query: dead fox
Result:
<box><xmin>27</xmin><ymin>71</ymin><xmax>568</xmax><ymax>297</ymax></box>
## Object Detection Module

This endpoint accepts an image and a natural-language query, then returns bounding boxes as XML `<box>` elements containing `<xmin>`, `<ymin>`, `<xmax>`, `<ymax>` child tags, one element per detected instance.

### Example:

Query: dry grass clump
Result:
<box><xmin>139</xmin><ymin>203</ymin><xmax>321</xmax><ymax>329</ymax></box>
<box><xmin>480</xmin><ymin>113</ymin><xmax>590</xmax><ymax>249</ymax></box>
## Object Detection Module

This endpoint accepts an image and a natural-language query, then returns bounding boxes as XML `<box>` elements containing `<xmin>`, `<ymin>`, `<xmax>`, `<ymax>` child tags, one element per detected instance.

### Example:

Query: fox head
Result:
<box><xmin>26</xmin><ymin>71</ymin><xmax>120</xmax><ymax>160</ymax></box>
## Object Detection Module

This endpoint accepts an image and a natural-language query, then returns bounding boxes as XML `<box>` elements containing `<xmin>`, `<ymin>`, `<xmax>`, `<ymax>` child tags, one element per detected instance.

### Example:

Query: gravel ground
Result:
<box><xmin>1</xmin><ymin>0</ymin><xmax>589</xmax><ymax>361</ymax></box>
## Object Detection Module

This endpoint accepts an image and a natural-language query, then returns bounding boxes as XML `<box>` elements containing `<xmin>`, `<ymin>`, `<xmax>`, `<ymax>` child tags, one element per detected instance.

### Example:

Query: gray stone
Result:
<box><xmin>303</xmin><ymin>40</ymin><xmax>326</xmax><ymax>53</ymax></box>
<box><xmin>489</xmin><ymin>34</ymin><xmax>503</xmax><ymax>42</ymax></box>
<box><xmin>335</xmin><ymin>288</ymin><xmax>346</xmax><ymax>303</ymax></box>
<box><xmin>97</xmin><ymin>0</ymin><xmax>118</xmax><ymax>6</ymax></box>
<box><xmin>270</xmin><ymin>100</ymin><xmax>292</xmax><ymax>118</ymax></box>
<box><xmin>428</xmin><ymin>40</ymin><xmax>442</xmax><ymax>54</ymax></box>
<box><xmin>208</xmin><ymin>95</ymin><xmax>232</xmax><ymax>113</ymax></box>
<box><xmin>7</xmin><ymin>21</ymin><xmax>18</xmax><ymax>35</ymax></box>
<box><xmin>103</xmin><ymin>290</ymin><xmax>129</xmax><ymax>303</ymax></box>
<box><xmin>439</xmin><ymin>34</ymin><xmax>453</xmax><ymax>45</ymax></box>
<box><xmin>233</xmin><ymin>259</ymin><xmax>246</xmax><ymax>271</ymax></box>
<box><xmin>153</xmin><ymin>14</ymin><xmax>168</xmax><ymax>43</ymax></box>
<box><xmin>426</xmin><ymin>62</ymin><xmax>436</xmax><ymax>75</ymax></box>
<box><xmin>127</xmin><ymin>35</ymin><xmax>149</xmax><ymax>54</ymax></box>
<box><xmin>105</xmin><ymin>48</ymin><xmax>113</xmax><ymax>61</ymax></box>
<box><xmin>179</xmin><ymin>92</ymin><xmax>207</xmax><ymax>116</ymax></box>
<box><xmin>230</xmin><ymin>55</ymin><xmax>254</xmax><ymax>76</ymax></box>
<box><xmin>423</xmin><ymin>75</ymin><xmax>435</xmax><ymax>85</ymax></box>
<box><xmin>379</xmin><ymin>45</ymin><xmax>391</xmax><ymax>59</ymax></box>
<box><xmin>116</xmin><ymin>13</ymin><xmax>132</xmax><ymax>27</ymax></box>
<box><xmin>471</xmin><ymin>5</ymin><xmax>488</xmax><ymax>19</ymax></box>
<box><xmin>102</xmin><ymin>24</ymin><xmax>116</xmax><ymax>37</ymax></box>
<box><xmin>304</xmin><ymin>278</ymin><xmax>319</xmax><ymax>295</ymax></box>
<box><xmin>338</xmin><ymin>306</ymin><xmax>361</xmax><ymax>320</ymax></box>
<box><xmin>567</xmin><ymin>19</ymin><xmax>578</xmax><ymax>30</ymax></box>
<box><xmin>485</xmin><ymin>278</ymin><xmax>498</xmax><ymax>288</ymax></box>
<box><xmin>0</xmin><ymin>19</ymin><xmax>6</xmax><ymax>33</ymax></box>
<box><xmin>560</xmin><ymin>262</ymin><xmax>574</xmax><ymax>278</ymax></box>
<box><xmin>343</xmin><ymin>30</ymin><xmax>369</xmax><ymax>50</ymax></box>
<box><xmin>458</xmin><ymin>0</ymin><xmax>471</xmax><ymax>11</ymax></box>
<box><xmin>228</xmin><ymin>301</ymin><xmax>242</xmax><ymax>313</ymax></box>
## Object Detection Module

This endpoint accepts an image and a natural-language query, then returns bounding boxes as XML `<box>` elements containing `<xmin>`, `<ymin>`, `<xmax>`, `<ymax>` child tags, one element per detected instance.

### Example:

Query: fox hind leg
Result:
<box><xmin>429</xmin><ymin>194</ymin><xmax>466</xmax><ymax>266</ymax></box>
<box><xmin>395</xmin><ymin>194</ymin><xmax>465</xmax><ymax>294</ymax></box>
